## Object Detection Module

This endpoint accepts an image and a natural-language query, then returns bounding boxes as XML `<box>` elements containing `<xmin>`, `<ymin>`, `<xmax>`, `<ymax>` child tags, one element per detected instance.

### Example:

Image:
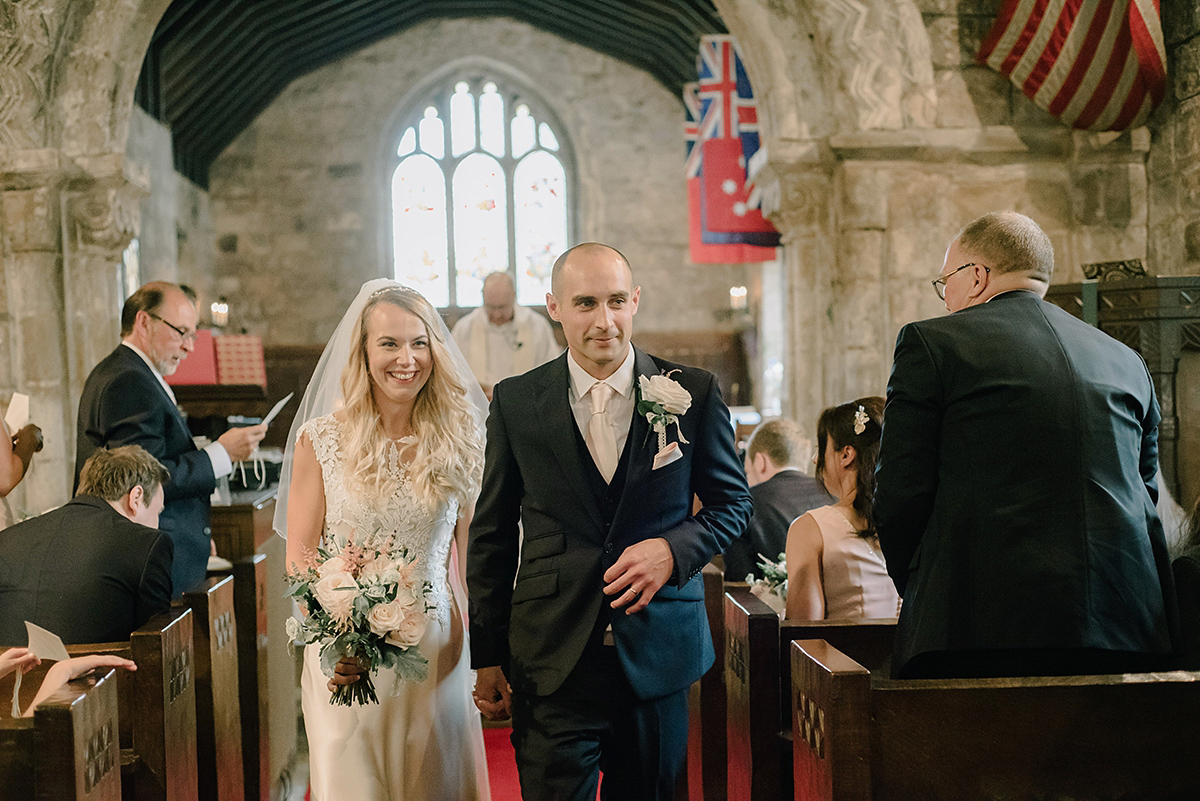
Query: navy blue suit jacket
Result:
<box><xmin>468</xmin><ymin>348</ymin><xmax>752</xmax><ymax>700</ymax></box>
<box><xmin>0</xmin><ymin>496</ymin><xmax>173</xmax><ymax>644</ymax></box>
<box><xmin>75</xmin><ymin>344</ymin><xmax>216</xmax><ymax>594</ymax></box>
<box><xmin>875</xmin><ymin>291</ymin><xmax>1177</xmax><ymax>676</ymax></box>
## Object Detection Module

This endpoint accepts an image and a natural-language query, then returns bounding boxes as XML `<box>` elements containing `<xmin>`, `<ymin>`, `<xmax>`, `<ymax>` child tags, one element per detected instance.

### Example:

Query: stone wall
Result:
<box><xmin>209</xmin><ymin>16</ymin><xmax>747</xmax><ymax>348</ymax></box>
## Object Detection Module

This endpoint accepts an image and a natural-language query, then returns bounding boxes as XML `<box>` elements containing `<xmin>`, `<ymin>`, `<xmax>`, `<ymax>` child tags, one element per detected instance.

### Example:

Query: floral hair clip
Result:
<box><xmin>853</xmin><ymin>405</ymin><xmax>869</xmax><ymax>435</ymax></box>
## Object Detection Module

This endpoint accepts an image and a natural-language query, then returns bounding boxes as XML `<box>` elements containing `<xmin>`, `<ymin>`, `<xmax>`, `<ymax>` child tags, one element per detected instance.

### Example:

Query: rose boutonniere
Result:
<box><xmin>637</xmin><ymin>371</ymin><xmax>692</xmax><ymax>456</ymax></box>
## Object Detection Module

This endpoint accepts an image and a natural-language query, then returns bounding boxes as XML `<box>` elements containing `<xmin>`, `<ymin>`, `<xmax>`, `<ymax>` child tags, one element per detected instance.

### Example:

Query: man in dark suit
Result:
<box><xmin>725</xmin><ymin>417</ymin><xmax>831</xmax><ymax>581</ymax></box>
<box><xmin>874</xmin><ymin>211</ymin><xmax>1178</xmax><ymax>679</ymax></box>
<box><xmin>468</xmin><ymin>243</ymin><xmax>752</xmax><ymax>801</ymax></box>
<box><xmin>75</xmin><ymin>282</ymin><xmax>265</xmax><ymax>595</ymax></box>
<box><xmin>0</xmin><ymin>445</ymin><xmax>173</xmax><ymax>644</ymax></box>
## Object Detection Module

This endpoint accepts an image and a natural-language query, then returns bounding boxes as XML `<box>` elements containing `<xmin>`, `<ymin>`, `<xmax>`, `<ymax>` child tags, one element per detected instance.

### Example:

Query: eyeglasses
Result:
<box><xmin>149</xmin><ymin>313</ymin><xmax>199</xmax><ymax>343</ymax></box>
<box><xmin>931</xmin><ymin>262</ymin><xmax>989</xmax><ymax>300</ymax></box>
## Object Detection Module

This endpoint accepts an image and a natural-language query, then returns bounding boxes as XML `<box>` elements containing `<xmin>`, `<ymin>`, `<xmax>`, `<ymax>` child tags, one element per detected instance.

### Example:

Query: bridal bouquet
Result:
<box><xmin>746</xmin><ymin>552</ymin><xmax>787</xmax><ymax>616</ymax></box>
<box><xmin>286</xmin><ymin>532</ymin><xmax>433</xmax><ymax>706</ymax></box>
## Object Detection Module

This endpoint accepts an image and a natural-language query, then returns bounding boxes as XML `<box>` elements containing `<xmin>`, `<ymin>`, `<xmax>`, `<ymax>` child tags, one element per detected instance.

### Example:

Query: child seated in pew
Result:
<box><xmin>0</xmin><ymin>647</ymin><xmax>135</xmax><ymax>716</ymax></box>
<box><xmin>785</xmin><ymin>398</ymin><xmax>901</xmax><ymax>620</ymax></box>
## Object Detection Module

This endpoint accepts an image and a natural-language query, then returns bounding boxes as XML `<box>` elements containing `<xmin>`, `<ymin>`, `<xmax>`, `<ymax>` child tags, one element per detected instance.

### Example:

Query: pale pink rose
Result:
<box><xmin>313</xmin><ymin>571</ymin><xmax>357</xmax><ymax>621</ymax></box>
<box><xmin>366</xmin><ymin>599</ymin><xmax>407</xmax><ymax>637</ymax></box>
<box><xmin>387</xmin><ymin>610</ymin><xmax>428</xmax><ymax>648</ymax></box>
<box><xmin>358</xmin><ymin>556</ymin><xmax>390</xmax><ymax>580</ymax></box>
<box><xmin>317</xmin><ymin>555</ymin><xmax>349</xmax><ymax>578</ymax></box>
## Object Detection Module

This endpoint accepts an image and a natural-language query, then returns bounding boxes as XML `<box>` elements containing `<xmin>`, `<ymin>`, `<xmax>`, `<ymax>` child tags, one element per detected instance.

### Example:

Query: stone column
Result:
<box><xmin>0</xmin><ymin>150</ymin><xmax>144</xmax><ymax>514</ymax></box>
<box><xmin>0</xmin><ymin>150</ymin><xmax>78</xmax><ymax>514</ymax></box>
<box><xmin>755</xmin><ymin>150</ymin><xmax>838</xmax><ymax>432</ymax></box>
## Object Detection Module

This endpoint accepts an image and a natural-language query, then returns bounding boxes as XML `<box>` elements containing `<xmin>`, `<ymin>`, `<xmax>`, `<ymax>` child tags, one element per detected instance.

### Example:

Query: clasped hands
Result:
<box><xmin>470</xmin><ymin>537</ymin><xmax>675</xmax><ymax>722</ymax></box>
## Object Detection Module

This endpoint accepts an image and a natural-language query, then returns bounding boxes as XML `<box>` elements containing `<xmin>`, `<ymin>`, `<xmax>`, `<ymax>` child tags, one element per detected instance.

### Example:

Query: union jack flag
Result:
<box><xmin>685</xmin><ymin>35</ymin><xmax>779</xmax><ymax>264</ymax></box>
<box><xmin>979</xmin><ymin>0</ymin><xmax>1166</xmax><ymax>132</ymax></box>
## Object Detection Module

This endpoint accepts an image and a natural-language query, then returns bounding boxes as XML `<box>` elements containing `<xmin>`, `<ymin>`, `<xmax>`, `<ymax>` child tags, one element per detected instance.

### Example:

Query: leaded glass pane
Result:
<box><xmin>538</xmin><ymin>122</ymin><xmax>559</xmax><ymax>151</ymax></box>
<box><xmin>513</xmin><ymin>151</ymin><xmax>567</xmax><ymax>305</ymax></box>
<box><xmin>479</xmin><ymin>82</ymin><xmax>505</xmax><ymax>157</ymax></box>
<box><xmin>397</xmin><ymin>127</ymin><xmax>416</xmax><ymax>157</ymax></box>
<box><xmin>450</xmin><ymin>82</ymin><xmax>476</xmax><ymax>157</ymax></box>
<box><xmin>511</xmin><ymin>104</ymin><xmax>535</xmax><ymax>158</ymax></box>
<box><xmin>392</xmin><ymin>154</ymin><xmax>449</xmax><ymax>307</ymax></box>
<box><xmin>452</xmin><ymin>153</ymin><xmax>508</xmax><ymax>307</ymax></box>
<box><xmin>419</xmin><ymin>107</ymin><xmax>444</xmax><ymax>160</ymax></box>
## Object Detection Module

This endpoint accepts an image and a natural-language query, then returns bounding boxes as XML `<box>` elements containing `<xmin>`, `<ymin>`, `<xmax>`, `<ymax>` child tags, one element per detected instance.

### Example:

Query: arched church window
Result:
<box><xmin>390</xmin><ymin>79</ymin><xmax>572</xmax><ymax>309</ymax></box>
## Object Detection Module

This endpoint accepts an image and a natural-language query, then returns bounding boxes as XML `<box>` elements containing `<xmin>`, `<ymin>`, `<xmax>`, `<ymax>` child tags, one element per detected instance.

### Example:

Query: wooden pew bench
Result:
<box><xmin>0</xmin><ymin>666</ymin><xmax>122</xmax><ymax>801</ymax></box>
<box><xmin>683</xmin><ymin>565</ymin><xmax>739</xmax><ymax>801</ymax></box>
<box><xmin>0</xmin><ymin>609</ymin><xmax>199</xmax><ymax>801</ymax></box>
<box><xmin>725</xmin><ymin>587</ymin><xmax>896</xmax><ymax>801</ymax></box>
<box><xmin>791</xmin><ymin>639</ymin><xmax>1200</xmax><ymax>801</ymax></box>
<box><xmin>175</xmin><ymin>575</ymin><xmax>244</xmax><ymax>801</ymax></box>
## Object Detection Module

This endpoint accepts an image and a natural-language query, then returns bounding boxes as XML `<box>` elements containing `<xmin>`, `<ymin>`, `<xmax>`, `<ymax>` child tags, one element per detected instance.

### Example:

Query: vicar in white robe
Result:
<box><xmin>452</xmin><ymin>271</ymin><xmax>560</xmax><ymax>399</ymax></box>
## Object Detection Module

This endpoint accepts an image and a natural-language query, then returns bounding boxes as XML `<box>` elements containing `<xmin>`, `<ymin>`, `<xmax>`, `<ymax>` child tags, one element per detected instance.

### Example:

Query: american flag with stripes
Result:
<box><xmin>978</xmin><ymin>0</ymin><xmax>1167</xmax><ymax>132</ymax></box>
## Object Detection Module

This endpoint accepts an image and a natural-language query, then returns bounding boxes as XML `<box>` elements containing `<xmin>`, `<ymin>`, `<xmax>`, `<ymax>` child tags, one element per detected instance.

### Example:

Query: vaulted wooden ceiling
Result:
<box><xmin>135</xmin><ymin>0</ymin><xmax>728</xmax><ymax>187</ymax></box>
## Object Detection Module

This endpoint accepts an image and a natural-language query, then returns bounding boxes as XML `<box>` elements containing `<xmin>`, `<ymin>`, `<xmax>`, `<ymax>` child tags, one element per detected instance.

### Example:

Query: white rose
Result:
<box><xmin>366</xmin><ymin>599</ymin><xmax>407</xmax><ymax>636</ymax></box>
<box><xmin>317</xmin><ymin>556</ymin><xmax>349</xmax><ymax>578</ymax></box>
<box><xmin>387</xmin><ymin>610</ymin><xmax>428</xmax><ymax>648</ymax></box>
<box><xmin>639</xmin><ymin>374</ymin><xmax>692</xmax><ymax>415</ymax></box>
<box><xmin>313</xmin><ymin>571</ymin><xmax>358</xmax><ymax>621</ymax></box>
<box><xmin>358</xmin><ymin>556</ymin><xmax>390</xmax><ymax>584</ymax></box>
<box><xmin>285</xmin><ymin>616</ymin><xmax>301</xmax><ymax>642</ymax></box>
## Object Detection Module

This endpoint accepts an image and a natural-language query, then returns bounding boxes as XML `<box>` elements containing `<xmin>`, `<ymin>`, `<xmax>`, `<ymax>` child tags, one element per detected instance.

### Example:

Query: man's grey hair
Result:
<box><xmin>956</xmin><ymin>211</ymin><xmax>1054</xmax><ymax>283</ymax></box>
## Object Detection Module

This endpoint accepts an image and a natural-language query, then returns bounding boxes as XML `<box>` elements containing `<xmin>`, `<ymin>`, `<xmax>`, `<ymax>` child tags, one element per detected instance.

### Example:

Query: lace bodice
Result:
<box><xmin>301</xmin><ymin>414</ymin><xmax>459</xmax><ymax>623</ymax></box>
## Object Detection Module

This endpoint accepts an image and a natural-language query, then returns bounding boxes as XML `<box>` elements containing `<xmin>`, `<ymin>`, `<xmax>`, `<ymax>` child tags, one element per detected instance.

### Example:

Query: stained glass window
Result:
<box><xmin>390</xmin><ymin>78</ymin><xmax>571</xmax><ymax>308</ymax></box>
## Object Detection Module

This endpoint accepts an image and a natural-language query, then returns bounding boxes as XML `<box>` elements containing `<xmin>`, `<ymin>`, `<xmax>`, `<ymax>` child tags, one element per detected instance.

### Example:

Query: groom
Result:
<box><xmin>467</xmin><ymin>243</ymin><xmax>752</xmax><ymax>801</ymax></box>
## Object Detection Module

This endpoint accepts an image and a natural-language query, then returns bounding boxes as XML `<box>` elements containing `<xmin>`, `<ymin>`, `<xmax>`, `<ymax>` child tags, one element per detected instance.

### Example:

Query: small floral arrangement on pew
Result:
<box><xmin>746</xmin><ymin>552</ymin><xmax>787</xmax><ymax>616</ymax></box>
<box><xmin>286</xmin><ymin>530</ymin><xmax>432</xmax><ymax>706</ymax></box>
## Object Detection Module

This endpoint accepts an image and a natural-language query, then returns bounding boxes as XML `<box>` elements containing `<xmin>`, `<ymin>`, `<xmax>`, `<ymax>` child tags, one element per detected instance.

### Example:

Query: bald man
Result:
<box><xmin>468</xmin><ymin>243</ymin><xmax>751</xmax><ymax>801</ymax></box>
<box><xmin>76</xmin><ymin>282</ymin><xmax>265</xmax><ymax>595</ymax></box>
<box><xmin>451</xmin><ymin>271</ymin><xmax>560</xmax><ymax>399</ymax></box>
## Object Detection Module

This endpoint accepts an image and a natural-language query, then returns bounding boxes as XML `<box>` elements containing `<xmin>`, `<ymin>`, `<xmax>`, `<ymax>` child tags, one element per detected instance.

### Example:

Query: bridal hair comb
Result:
<box><xmin>369</xmin><ymin>285</ymin><xmax>423</xmax><ymax>300</ymax></box>
<box><xmin>853</xmin><ymin>405</ymin><xmax>869</xmax><ymax>435</ymax></box>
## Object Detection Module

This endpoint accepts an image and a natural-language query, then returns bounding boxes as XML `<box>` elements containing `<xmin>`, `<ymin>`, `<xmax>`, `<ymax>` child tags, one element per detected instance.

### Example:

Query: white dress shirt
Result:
<box><xmin>566</xmin><ymin>346</ymin><xmax>636</xmax><ymax>465</ymax></box>
<box><xmin>121</xmin><ymin>341</ymin><xmax>233</xmax><ymax>479</ymax></box>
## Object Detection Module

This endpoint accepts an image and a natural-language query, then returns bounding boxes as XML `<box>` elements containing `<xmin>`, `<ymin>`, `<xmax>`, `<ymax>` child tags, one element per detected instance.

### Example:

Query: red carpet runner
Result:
<box><xmin>484</xmin><ymin>726</ymin><xmax>523</xmax><ymax>800</ymax></box>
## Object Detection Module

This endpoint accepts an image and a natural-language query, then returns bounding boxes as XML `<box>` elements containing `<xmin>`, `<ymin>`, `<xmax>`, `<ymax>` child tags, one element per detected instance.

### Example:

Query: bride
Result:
<box><xmin>277</xmin><ymin>280</ymin><xmax>490</xmax><ymax>800</ymax></box>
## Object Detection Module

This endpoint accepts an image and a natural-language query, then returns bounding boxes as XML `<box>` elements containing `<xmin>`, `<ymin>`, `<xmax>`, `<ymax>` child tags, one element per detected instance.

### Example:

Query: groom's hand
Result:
<box><xmin>473</xmin><ymin>666</ymin><xmax>512</xmax><ymax>721</ymax></box>
<box><xmin>604</xmin><ymin>537</ymin><xmax>674</xmax><ymax>614</ymax></box>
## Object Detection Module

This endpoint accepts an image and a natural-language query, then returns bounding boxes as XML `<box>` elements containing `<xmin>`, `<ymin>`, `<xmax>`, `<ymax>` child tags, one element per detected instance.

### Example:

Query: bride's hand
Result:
<box><xmin>327</xmin><ymin>657</ymin><xmax>366</xmax><ymax>692</ymax></box>
<box><xmin>472</xmin><ymin>665</ymin><xmax>512</xmax><ymax>721</ymax></box>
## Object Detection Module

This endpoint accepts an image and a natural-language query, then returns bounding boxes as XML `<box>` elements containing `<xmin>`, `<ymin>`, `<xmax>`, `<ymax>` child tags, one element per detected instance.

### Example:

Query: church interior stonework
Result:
<box><xmin>3</xmin><ymin>0</ymin><xmax>1200</xmax><ymax>795</ymax></box>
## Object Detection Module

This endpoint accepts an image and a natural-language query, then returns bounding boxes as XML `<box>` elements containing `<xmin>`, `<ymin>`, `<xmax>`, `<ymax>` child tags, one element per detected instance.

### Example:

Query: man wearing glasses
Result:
<box><xmin>874</xmin><ymin>211</ymin><xmax>1178</xmax><ymax>680</ymax></box>
<box><xmin>76</xmin><ymin>281</ymin><xmax>266</xmax><ymax>595</ymax></box>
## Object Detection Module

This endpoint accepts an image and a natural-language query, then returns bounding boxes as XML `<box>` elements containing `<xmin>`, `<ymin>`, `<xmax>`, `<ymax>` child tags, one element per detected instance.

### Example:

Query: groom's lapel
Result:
<box><xmin>535</xmin><ymin>355</ymin><xmax>603</xmax><ymax>532</ymax></box>
<box><xmin>620</xmin><ymin>347</ymin><xmax>662</xmax><ymax>496</ymax></box>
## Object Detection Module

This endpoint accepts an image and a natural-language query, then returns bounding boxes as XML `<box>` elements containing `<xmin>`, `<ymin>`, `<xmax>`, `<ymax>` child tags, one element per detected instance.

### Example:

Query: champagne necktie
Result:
<box><xmin>587</xmin><ymin>381</ymin><xmax>618</xmax><ymax>483</ymax></box>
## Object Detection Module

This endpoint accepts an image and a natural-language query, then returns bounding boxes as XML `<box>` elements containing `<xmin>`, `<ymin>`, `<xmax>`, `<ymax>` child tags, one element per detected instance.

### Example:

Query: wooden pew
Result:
<box><xmin>0</xmin><ymin>666</ymin><xmax>122</xmax><ymax>801</ymax></box>
<box><xmin>175</xmin><ymin>575</ymin><xmax>244</xmax><ymax>801</ymax></box>
<box><xmin>683</xmin><ymin>565</ymin><xmax>735</xmax><ymax>801</ymax></box>
<box><xmin>791</xmin><ymin>639</ymin><xmax>1200</xmax><ymax>800</ymax></box>
<box><xmin>222</xmin><ymin>553</ymin><xmax>269</xmax><ymax>801</ymax></box>
<box><xmin>1</xmin><ymin>609</ymin><xmax>199</xmax><ymax>801</ymax></box>
<box><xmin>724</xmin><ymin>587</ymin><xmax>896</xmax><ymax>801</ymax></box>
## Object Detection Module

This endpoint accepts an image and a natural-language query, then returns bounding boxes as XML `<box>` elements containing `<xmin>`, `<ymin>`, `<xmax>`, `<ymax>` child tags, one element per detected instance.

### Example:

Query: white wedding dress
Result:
<box><xmin>300</xmin><ymin>414</ymin><xmax>490</xmax><ymax>801</ymax></box>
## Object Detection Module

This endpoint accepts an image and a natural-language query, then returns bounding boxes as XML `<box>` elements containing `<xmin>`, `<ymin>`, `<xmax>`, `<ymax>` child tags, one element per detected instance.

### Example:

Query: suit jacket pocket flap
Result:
<box><xmin>511</xmin><ymin>571</ymin><xmax>557</xmax><ymax>604</ymax></box>
<box><xmin>522</xmin><ymin>532</ymin><xmax>565</xmax><ymax>561</ymax></box>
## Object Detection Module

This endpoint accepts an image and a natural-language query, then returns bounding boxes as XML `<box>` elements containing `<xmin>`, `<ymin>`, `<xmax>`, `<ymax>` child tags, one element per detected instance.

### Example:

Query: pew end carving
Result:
<box><xmin>791</xmin><ymin>639</ymin><xmax>1200</xmax><ymax>800</ymax></box>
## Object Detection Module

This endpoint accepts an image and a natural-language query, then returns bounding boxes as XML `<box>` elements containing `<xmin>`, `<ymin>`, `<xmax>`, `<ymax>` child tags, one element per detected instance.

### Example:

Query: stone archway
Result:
<box><xmin>0</xmin><ymin>0</ymin><xmax>170</xmax><ymax>510</ymax></box>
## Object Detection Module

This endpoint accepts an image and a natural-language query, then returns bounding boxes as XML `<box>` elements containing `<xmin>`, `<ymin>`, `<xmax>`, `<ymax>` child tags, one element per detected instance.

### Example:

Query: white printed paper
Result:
<box><xmin>262</xmin><ymin>392</ymin><xmax>294</xmax><ymax>428</ymax></box>
<box><xmin>25</xmin><ymin>622</ymin><xmax>69</xmax><ymax>662</ymax></box>
<box><xmin>5</xmin><ymin>393</ymin><xmax>29</xmax><ymax>431</ymax></box>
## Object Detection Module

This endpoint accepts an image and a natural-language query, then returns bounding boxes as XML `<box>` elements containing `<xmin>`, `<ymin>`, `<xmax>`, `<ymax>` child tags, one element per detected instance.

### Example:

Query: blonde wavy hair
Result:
<box><xmin>336</xmin><ymin>287</ymin><xmax>483</xmax><ymax>510</ymax></box>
